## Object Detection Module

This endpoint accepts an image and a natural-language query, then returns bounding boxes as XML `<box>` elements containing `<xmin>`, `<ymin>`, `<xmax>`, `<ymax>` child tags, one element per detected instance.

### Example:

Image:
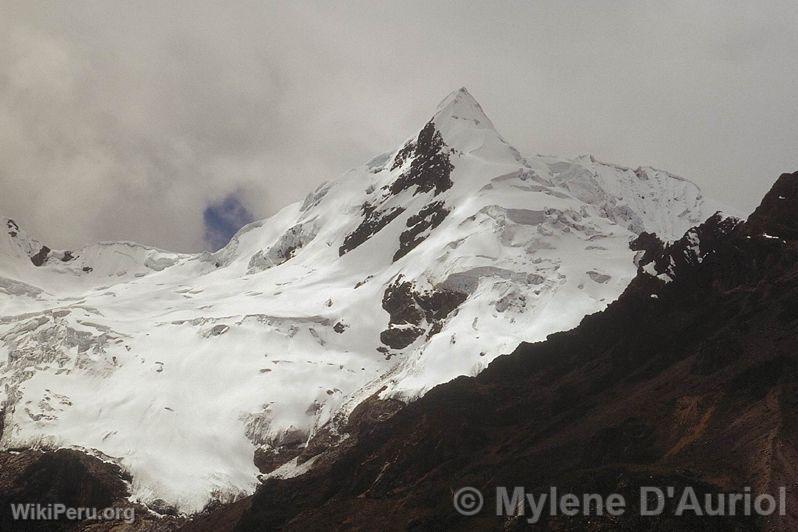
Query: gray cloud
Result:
<box><xmin>1</xmin><ymin>0</ymin><xmax>797</xmax><ymax>251</ymax></box>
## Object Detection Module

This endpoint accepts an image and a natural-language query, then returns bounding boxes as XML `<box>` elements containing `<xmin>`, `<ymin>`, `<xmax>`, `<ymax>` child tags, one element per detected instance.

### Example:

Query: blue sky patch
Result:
<box><xmin>203</xmin><ymin>194</ymin><xmax>255</xmax><ymax>251</ymax></box>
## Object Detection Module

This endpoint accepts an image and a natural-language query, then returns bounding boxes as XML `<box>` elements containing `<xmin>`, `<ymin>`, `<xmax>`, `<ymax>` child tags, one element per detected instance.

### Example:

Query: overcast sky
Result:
<box><xmin>2</xmin><ymin>1</ymin><xmax>797</xmax><ymax>252</ymax></box>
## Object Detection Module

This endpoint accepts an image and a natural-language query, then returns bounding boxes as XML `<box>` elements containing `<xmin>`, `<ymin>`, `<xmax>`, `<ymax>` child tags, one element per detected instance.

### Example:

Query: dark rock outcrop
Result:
<box><xmin>339</xmin><ymin>204</ymin><xmax>405</xmax><ymax>256</ymax></box>
<box><xmin>393</xmin><ymin>201</ymin><xmax>450</xmax><ymax>261</ymax></box>
<box><xmin>390</xmin><ymin>140</ymin><xmax>416</xmax><ymax>171</ymax></box>
<box><xmin>379</xmin><ymin>277</ymin><xmax>466</xmax><ymax>350</ymax></box>
<box><xmin>30</xmin><ymin>246</ymin><xmax>51</xmax><ymax>267</ymax></box>
<box><xmin>746</xmin><ymin>171</ymin><xmax>798</xmax><ymax>240</ymax></box>
<box><xmin>339</xmin><ymin>121</ymin><xmax>454</xmax><ymax>257</ymax></box>
<box><xmin>6</xmin><ymin>219</ymin><xmax>19</xmax><ymax>238</ymax></box>
<box><xmin>633</xmin><ymin>212</ymin><xmax>743</xmax><ymax>284</ymax></box>
<box><xmin>389</xmin><ymin>122</ymin><xmax>453</xmax><ymax>197</ymax></box>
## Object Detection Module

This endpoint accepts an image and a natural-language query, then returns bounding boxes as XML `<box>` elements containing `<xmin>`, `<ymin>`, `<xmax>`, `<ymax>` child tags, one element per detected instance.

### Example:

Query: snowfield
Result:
<box><xmin>0</xmin><ymin>89</ymin><xmax>729</xmax><ymax>512</ymax></box>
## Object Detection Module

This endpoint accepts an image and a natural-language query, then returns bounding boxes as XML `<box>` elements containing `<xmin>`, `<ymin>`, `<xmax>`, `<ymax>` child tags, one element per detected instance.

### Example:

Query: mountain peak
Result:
<box><xmin>425</xmin><ymin>88</ymin><xmax>515</xmax><ymax>162</ymax></box>
<box><xmin>745</xmin><ymin>170</ymin><xmax>798</xmax><ymax>240</ymax></box>
<box><xmin>0</xmin><ymin>89</ymin><xmax>731</xmax><ymax>515</ymax></box>
<box><xmin>432</xmin><ymin>87</ymin><xmax>496</xmax><ymax>133</ymax></box>
<box><xmin>434</xmin><ymin>86</ymin><xmax>475</xmax><ymax>110</ymax></box>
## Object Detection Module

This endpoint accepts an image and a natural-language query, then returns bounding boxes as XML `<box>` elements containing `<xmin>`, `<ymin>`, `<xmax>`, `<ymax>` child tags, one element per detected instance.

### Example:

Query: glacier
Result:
<box><xmin>0</xmin><ymin>88</ymin><xmax>730</xmax><ymax>512</ymax></box>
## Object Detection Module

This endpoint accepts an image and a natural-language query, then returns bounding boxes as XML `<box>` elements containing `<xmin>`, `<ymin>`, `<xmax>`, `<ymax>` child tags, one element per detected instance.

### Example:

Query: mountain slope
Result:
<box><xmin>227</xmin><ymin>171</ymin><xmax>798</xmax><ymax>531</ymax></box>
<box><xmin>0</xmin><ymin>88</ymin><xmax>727</xmax><ymax>512</ymax></box>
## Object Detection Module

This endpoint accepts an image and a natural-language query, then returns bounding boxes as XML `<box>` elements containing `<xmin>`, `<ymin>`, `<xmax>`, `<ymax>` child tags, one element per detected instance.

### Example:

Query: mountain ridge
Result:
<box><xmin>0</xmin><ymin>89</ymin><xmax>730</xmax><ymax>512</ymax></box>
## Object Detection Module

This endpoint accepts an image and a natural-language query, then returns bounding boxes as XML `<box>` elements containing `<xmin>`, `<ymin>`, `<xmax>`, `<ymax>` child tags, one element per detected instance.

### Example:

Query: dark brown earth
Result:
<box><xmin>0</xmin><ymin>449</ymin><xmax>184</xmax><ymax>531</ymax></box>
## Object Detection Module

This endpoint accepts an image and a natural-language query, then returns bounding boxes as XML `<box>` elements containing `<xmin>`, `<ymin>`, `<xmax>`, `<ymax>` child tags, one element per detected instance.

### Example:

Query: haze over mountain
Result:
<box><xmin>5</xmin><ymin>2</ymin><xmax>797</xmax><ymax>255</ymax></box>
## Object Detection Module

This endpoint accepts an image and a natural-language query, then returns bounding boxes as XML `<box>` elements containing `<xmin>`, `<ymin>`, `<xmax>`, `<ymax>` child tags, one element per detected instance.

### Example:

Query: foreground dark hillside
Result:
<box><xmin>214</xmin><ymin>172</ymin><xmax>798</xmax><ymax>531</ymax></box>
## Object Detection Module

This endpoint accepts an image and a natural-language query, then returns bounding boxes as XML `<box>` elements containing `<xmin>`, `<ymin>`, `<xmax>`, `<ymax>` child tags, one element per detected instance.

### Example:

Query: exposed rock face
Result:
<box><xmin>339</xmin><ymin>204</ymin><xmax>405</xmax><ymax>256</ymax></box>
<box><xmin>393</xmin><ymin>200</ymin><xmax>449</xmax><ymax>261</ymax></box>
<box><xmin>6</xmin><ymin>219</ymin><xmax>19</xmax><ymax>238</ymax></box>
<box><xmin>339</xmin><ymin>121</ymin><xmax>453</xmax><ymax>257</ymax></box>
<box><xmin>745</xmin><ymin>171</ymin><xmax>798</xmax><ymax>240</ymax></box>
<box><xmin>30</xmin><ymin>246</ymin><xmax>51</xmax><ymax>267</ymax></box>
<box><xmin>630</xmin><ymin>230</ymin><xmax>665</xmax><ymax>265</ymax></box>
<box><xmin>635</xmin><ymin>212</ymin><xmax>744</xmax><ymax>283</ymax></box>
<box><xmin>390</xmin><ymin>140</ymin><xmax>416</xmax><ymax>171</ymax></box>
<box><xmin>223</xmin><ymin>172</ymin><xmax>798</xmax><ymax>531</ymax></box>
<box><xmin>379</xmin><ymin>277</ymin><xmax>466</xmax><ymax>350</ymax></box>
<box><xmin>379</xmin><ymin>325</ymin><xmax>423</xmax><ymax>351</ymax></box>
<box><xmin>389</xmin><ymin>122</ymin><xmax>453</xmax><ymax>197</ymax></box>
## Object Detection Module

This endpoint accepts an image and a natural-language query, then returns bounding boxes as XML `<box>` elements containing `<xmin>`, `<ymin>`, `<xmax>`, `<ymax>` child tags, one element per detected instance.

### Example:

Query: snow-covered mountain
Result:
<box><xmin>0</xmin><ymin>88</ymin><xmax>728</xmax><ymax>513</ymax></box>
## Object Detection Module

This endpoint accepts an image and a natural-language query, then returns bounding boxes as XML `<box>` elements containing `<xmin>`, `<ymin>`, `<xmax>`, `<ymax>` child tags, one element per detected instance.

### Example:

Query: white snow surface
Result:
<box><xmin>0</xmin><ymin>88</ymin><xmax>728</xmax><ymax>513</ymax></box>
